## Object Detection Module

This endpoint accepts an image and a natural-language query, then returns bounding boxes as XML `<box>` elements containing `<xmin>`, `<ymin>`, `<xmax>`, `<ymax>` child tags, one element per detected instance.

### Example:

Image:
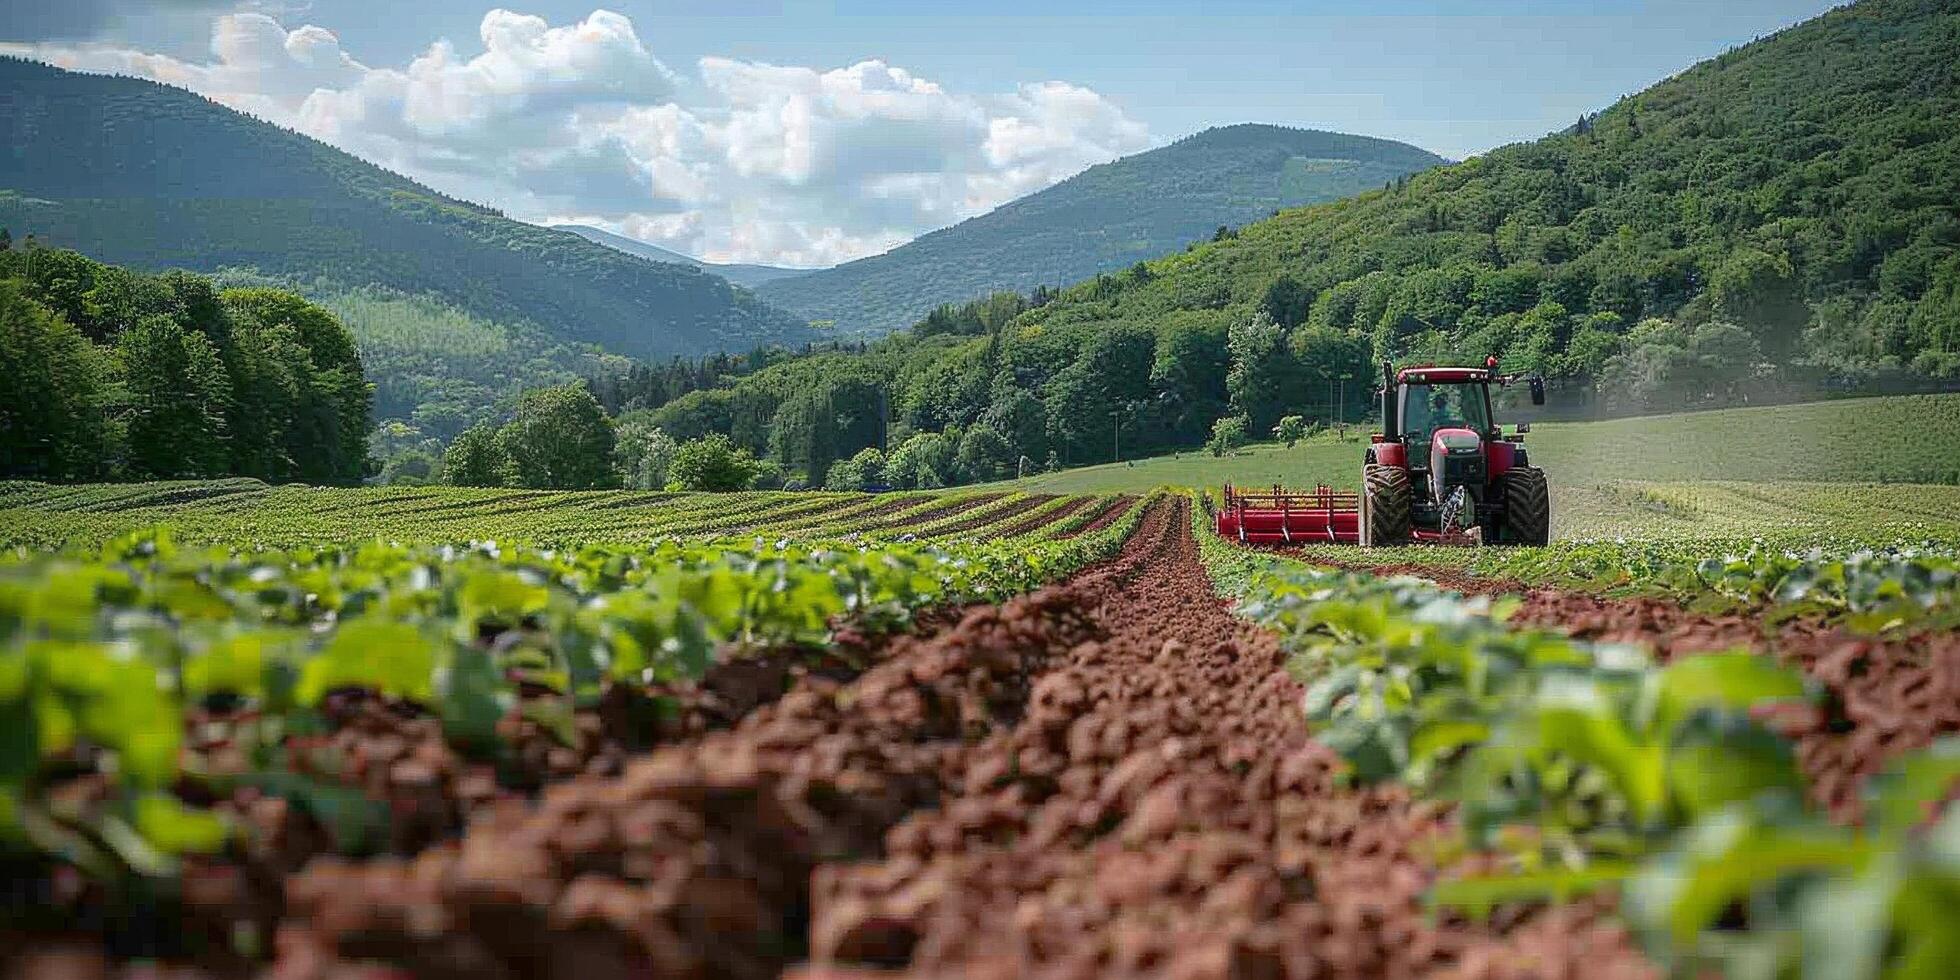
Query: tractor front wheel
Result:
<box><xmin>1498</xmin><ymin>466</ymin><xmax>1551</xmax><ymax>546</ymax></box>
<box><xmin>1361</xmin><ymin>464</ymin><xmax>1412</xmax><ymax>547</ymax></box>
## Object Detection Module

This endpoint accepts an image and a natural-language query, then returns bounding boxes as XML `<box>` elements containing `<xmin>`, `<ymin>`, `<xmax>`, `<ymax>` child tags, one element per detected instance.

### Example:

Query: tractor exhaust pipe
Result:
<box><xmin>1380</xmin><ymin>361</ymin><xmax>1397</xmax><ymax>440</ymax></box>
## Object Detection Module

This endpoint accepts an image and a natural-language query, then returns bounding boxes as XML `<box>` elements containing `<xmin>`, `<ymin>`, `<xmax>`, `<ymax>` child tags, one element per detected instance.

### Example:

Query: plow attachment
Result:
<box><xmin>1215</xmin><ymin>483</ymin><xmax>1484</xmax><ymax>546</ymax></box>
<box><xmin>1216</xmin><ymin>484</ymin><xmax>1360</xmax><ymax>545</ymax></box>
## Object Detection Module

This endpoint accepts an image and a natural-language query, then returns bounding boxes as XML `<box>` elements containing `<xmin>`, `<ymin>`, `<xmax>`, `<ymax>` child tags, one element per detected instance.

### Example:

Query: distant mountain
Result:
<box><xmin>0</xmin><ymin>58</ymin><xmax>811</xmax><ymax>364</ymax></box>
<box><xmin>553</xmin><ymin>224</ymin><xmax>817</xmax><ymax>289</ymax></box>
<box><xmin>752</xmin><ymin>124</ymin><xmax>1449</xmax><ymax>334</ymax></box>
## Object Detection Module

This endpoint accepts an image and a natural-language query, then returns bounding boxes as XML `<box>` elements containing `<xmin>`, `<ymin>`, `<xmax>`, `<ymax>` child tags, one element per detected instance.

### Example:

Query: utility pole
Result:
<box><xmin>1109</xmin><ymin>408</ymin><xmax>1122</xmax><ymax>462</ymax></box>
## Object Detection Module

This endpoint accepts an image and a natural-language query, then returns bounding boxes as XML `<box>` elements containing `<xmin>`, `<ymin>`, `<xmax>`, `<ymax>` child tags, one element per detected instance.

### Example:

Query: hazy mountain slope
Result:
<box><xmin>753</xmin><ymin>124</ymin><xmax>1448</xmax><ymax>334</ymax></box>
<box><xmin>1019</xmin><ymin>0</ymin><xmax>1960</xmax><ymax>382</ymax></box>
<box><xmin>554</xmin><ymin>224</ymin><xmax>817</xmax><ymax>289</ymax></box>
<box><xmin>0</xmin><ymin>58</ymin><xmax>811</xmax><ymax>362</ymax></box>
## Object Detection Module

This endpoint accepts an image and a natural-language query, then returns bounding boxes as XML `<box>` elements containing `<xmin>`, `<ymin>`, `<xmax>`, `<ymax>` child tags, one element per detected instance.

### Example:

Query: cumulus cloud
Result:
<box><xmin>3</xmin><ymin>7</ymin><xmax>1150</xmax><ymax>267</ymax></box>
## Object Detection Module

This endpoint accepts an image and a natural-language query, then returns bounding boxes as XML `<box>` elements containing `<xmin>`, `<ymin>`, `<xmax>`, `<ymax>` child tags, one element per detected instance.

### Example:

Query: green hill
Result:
<box><xmin>0</xmin><ymin>58</ymin><xmax>811</xmax><ymax>364</ymax></box>
<box><xmin>554</xmin><ymin>224</ymin><xmax>818</xmax><ymax>289</ymax></box>
<box><xmin>1016</xmin><ymin>0</ymin><xmax>1960</xmax><ymax>399</ymax></box>
<box><xmin>753</xmin><ymin>124</ymin><xmax>1448</xmax><ymax>334</ymax></box>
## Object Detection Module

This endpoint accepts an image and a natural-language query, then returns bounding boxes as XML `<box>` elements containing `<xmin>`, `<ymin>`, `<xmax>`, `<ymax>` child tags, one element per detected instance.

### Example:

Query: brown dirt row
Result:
<box><xmin>1304</xmin><ymin>555</ymin><xmax>1960</xmax><ymax>824</ymax></box>
<box><xmin>992</xmin><ymin>495</ymin><xmax>1096</xmax><ymax>538</ymax></box>
<box><xmin>1057</xmin><ymin>494</ymin><xmax>1139</xmax><ymax>539</ymax></box>
<box><xmin>0</xmin><ymin>607</ymin><xmax>965</xmax><ymax>980</ymax></box>
<box><xmin>255</xmin><ymin>502</ymin><xmax>1186</xmax><ymax>979</ymax></box>
<box><xmin>793</xmin><ymin>502</ymin><xmax>1651</xmax><ymax>980</ymax></box>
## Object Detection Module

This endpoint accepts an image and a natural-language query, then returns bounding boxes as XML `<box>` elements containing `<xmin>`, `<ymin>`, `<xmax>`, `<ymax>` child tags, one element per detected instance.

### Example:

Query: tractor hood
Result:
<box><xmin>1428</xmin><ymin>427</ymin><xmax>1487</xmax><ymax>505</ymax></box>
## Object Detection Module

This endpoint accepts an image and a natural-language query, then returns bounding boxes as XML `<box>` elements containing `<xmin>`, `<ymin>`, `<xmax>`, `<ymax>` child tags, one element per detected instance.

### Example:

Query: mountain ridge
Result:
<box><xmin>753</xmin><ymin>123</ymin><xmax>1449</xmax><ymax>334</ymax></box>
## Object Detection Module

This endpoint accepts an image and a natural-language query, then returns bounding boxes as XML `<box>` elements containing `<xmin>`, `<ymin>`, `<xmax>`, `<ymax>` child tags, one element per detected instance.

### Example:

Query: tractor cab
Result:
<box><xmin>1396</xmin><ymin>373</ymin><xmax>1495</xmax><ymax>446</ymax></box>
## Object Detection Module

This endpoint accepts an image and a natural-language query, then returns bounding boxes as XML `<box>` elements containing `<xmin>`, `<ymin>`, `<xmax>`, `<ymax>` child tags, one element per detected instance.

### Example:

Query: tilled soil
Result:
<box><xmin>261</xmin><ymin>502</ymin><xmax>1651</xmax><ymax>979</ymax></box>
<box><xmin>46</xmin><ymin>516</ymin><xmax>1955</xmax><ymax>978</ymax></box>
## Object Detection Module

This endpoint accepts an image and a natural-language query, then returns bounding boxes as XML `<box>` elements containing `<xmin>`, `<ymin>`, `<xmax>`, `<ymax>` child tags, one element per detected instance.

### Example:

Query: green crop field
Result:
<box><xmin>0</xmin><ymin>480</ymin><xmax>1129</xmax><ymax>553</ymax></box>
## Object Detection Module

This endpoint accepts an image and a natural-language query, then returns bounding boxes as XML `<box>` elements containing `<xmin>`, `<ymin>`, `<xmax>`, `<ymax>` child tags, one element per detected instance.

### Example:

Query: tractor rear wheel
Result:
<box><xmin>1498</xmin><ymin>466</ymin><xmax>1550</xmax><ymax>546</ymax></box>
<box><xmin>1361</xmin><ymin>464</ymin><xmax>1412</xmax><ymax>547</ymax></box>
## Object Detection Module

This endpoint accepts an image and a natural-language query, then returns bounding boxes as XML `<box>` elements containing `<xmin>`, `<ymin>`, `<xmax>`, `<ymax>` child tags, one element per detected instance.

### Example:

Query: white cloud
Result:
<box><xmin>3</xmin><ymin>8</ymin><xmax>1151</xmax><ymax>268</ymax></box>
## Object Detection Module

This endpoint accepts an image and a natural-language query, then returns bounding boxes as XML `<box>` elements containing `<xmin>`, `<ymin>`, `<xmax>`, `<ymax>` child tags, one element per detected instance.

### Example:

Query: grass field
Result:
<box><xmin>996</xmin><ymin>394</ymin><xmax>1960</xmax><ymax>494</ymax></box>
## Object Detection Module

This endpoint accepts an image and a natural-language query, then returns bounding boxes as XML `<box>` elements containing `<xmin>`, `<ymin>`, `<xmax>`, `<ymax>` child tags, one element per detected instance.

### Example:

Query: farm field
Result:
<box><xmin>5</xmin><ymin>487</ymin><xmax>1956</xmax><ymax>977</ymax></box>
<box><xmin>5</xmin><ymin>418</ymin><xmax>1960</xmax><ymax>979</ymax></box>
<box><xmin>0</xmin><ymin>480</ymin><xmax>1129</xmax><ymax>552</ymax></box>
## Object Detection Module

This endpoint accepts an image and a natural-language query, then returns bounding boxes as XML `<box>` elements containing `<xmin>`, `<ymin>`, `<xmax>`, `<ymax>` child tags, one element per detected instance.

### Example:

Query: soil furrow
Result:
<box><xmin>264</xmin><ymin>503</ymin><xmax>1180</xmax><ymax>979</ymax></box>
<box><xmin>801</xmin><ymin>503</ymin><xmax>1650</xmax><ymax>979</ymax></box>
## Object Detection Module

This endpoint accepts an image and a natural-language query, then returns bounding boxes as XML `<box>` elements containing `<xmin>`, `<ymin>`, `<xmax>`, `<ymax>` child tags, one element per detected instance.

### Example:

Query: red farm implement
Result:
<box><xmin>1215</xmin><ymin>359</ymin><xmax>1553</xmax><ymax>548</ymax></box>
<box><xmin>1217</xmin><ymin>484</ymin><xmax>1360</xmax><ymax>544</ymax></box>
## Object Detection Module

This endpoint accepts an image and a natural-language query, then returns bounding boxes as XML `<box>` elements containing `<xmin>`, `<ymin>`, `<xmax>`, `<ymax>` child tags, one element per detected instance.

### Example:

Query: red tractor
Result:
<box><xmin>1217</xmin><ymin>360</ymin><xmax>1550</xmax><ymax>547</ymax></box>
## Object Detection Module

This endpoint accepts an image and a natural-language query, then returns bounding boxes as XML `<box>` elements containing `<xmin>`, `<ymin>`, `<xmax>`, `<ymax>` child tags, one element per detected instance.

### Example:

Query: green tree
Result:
<box><xmin>955</xmin><ymin>425</ymin><xmax>1015</xmax><ymax>483</ymax></box>
<box><xmin>1226</xmin><ymin>310</ymin><xmax>1294</xmax><ymax>434</ymax></box>
<box><xmin>496</xmin><ymin>383</ymin><xmax>618</xmax><ymax>490</ymax></box>
<box><xmin>1207</xmin><ymin>415</ymin><xmax>1249</xmax><ymax>457</ymax></box>
<box><xmin>442</xmin><ymin>422</ymin><xmax>507</xmax><ymax>487</ymax></box>
<box><xmin>379</xmin><ymin>449</ymin><xmax>440</xmax><ymax>486</ymax></box>
<box><xmin>824</xmin><ymin>447</ymin><xmax>887</xmax><ymax>491</ymax></box>
<box><xmin>0</xmin><ymin>279</ymin><xmax>112</xmax><ymax>479</ymax></box>
<box><xmin>613</xmin><ymin>416</ymin><xmax>678</xmax><ymax>490</ymax></box>
<box><xmin>222</xmin><ymin>288</ymin><xmax>371</xmax><ymax>485</ymax></box>
<box><xmin>116</xmin><ymin>315</ymin><xmax>231</xmax><ymax>478</ymax></box>
<box><xmin>883</xmin><ymin>431</ymin><xmax>955</xmax><ymax>490</ymax></box>
<box><xmin>1275</xmin><ymin>415</ymin><xmax>1307</xmax><ymax>447</ymax></box>
<box><xmin>1260</xmin><ymin>274</ymin><xmax>1314</xmax><ymax>328</ymax></box>
<box><xmin>669</xmin><ymin>433</ymin><xmax>761</xmax><ymax>491</ymax></box>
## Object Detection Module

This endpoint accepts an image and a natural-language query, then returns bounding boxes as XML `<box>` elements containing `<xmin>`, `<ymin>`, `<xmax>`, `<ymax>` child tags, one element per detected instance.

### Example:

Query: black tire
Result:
<box><xmin>1498</xmin><ymin>466</ymin><xmax>1551</xmax><ymax>546</ymax></box>
<box><xmin>1361</xmin><ymin>464</ymin><xmax>1412</xmax><ymax>547</ymax></box>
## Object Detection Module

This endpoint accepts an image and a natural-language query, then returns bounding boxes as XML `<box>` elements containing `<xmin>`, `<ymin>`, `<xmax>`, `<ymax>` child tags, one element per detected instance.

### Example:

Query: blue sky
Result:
<box><xmin>5</xmin><ymin>0</ymin><xmax>1844</xmax><ymax>264</ymax></box>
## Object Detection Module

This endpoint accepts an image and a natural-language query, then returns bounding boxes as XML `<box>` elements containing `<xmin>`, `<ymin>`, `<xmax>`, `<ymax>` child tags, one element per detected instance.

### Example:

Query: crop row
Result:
<box><xmin>0</xmin><ymin>482</ymin><xmax>1110</xmax><ymax>552</ymax></box>
<box><xmin>1300</xmin><ymin>530</ymin><xmax>1960</xmax><ymax>631</ymax></box>
<box><xmin>1192</xmin><ymin>493</ymin><xmax>1960</xmax><ymax>977</ymax></box>
<box><xmin>0</xmin><ymin>494</ymin><xmax>1160</xmax><ymax>958</ymax></box>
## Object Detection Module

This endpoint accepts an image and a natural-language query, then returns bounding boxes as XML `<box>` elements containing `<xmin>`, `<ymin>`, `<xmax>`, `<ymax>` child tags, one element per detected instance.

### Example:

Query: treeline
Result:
<box><xmin>1</xmin><ymin>241</ymin><xmax>371</xmax><ymax>484</ymax></box>
<box><xmin>419</xmin><ymin>287</ymin><xmax>1374</xmax><ymax>493</ymax></box>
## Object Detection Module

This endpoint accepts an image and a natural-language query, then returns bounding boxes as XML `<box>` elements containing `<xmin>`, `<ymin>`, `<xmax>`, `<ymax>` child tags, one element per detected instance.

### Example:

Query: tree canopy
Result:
<box><xmin>0</xmin><ymin>244</ymin><xmax>372</xmax><ymax>485</ymax></box>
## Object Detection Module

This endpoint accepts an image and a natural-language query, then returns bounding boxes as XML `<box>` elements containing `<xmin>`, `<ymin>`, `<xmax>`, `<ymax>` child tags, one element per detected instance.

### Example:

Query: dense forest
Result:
<box><xmin>0</xmin><ymin>58</ymin><xmax>812</xmax><ymax>365</ymax></box>
<box><xmin>1</xmin><ymin>243</ymin><xmax>371</xmax><ymax>484</ymax></box>
<box><xmin>754</xmin><ymin>124</ymin><xmax>1447</xmax><ymax>334</ymax></box>
<box><xmin>1017</xmin><ymin>0</ymin><xmax>1960</xmax><ymax>410</ymax></box>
